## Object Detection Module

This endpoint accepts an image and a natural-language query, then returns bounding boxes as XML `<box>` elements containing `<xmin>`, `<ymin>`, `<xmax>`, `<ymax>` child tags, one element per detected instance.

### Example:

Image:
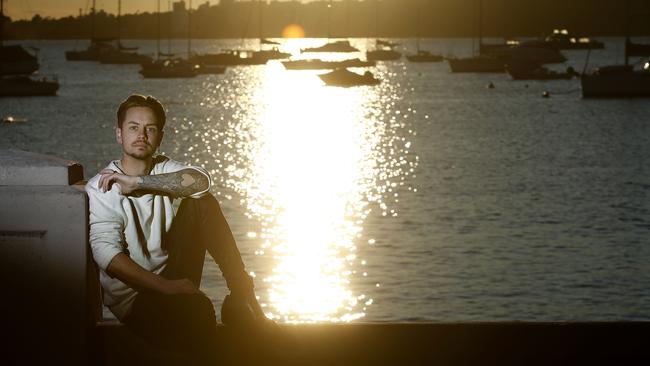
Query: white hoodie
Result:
<box><xmin>85</xmin><ymin>155</ymin><xmax>211</xmax><ymax>320</ymax></box>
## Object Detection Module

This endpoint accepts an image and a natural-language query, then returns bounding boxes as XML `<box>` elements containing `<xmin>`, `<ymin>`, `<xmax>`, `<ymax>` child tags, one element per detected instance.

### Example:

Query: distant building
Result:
<box><xmin>173</xmin><ymin>1</ymin><xmax>187</xmax><ymax>13</ymax></box>
<box><xmin>198</xmin><ymin>2</ymin><xmax>210</xmax><ymax>12</ymax></box>
<box><xmin>172</xmin><ymin>1</ymin><xmax>188</xmax><ymax>35</ymax></box>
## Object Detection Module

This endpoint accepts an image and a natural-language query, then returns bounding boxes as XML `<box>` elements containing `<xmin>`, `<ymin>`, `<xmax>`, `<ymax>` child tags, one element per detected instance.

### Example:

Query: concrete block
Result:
<box><xmin>0</xmin><ymin>149</ymin><xmax>84</xmax><ymax>186</ymax></box>
<box><xmin>0</xmin><ymin>150</ymin><xmax>93</xmax><ymax>365</ymax></box>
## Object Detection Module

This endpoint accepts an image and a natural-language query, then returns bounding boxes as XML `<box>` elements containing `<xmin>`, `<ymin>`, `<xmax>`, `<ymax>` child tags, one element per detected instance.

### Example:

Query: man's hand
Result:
<box><xmin>159</xmin><ymin>278</ymin><xmax>202</xmax><ymax>295</ymax></box>
<box><xmin>98</xmin><ymin>169</ymin><xmax>140</xmax><ymax>195</ymax></box>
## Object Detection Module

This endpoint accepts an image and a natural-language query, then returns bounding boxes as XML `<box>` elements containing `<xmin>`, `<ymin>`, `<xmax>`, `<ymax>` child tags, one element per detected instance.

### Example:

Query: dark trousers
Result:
<box><xmin>123</xmin><ymin>194</ymin><xmax>249</xmax><ymax>362</ymax></box>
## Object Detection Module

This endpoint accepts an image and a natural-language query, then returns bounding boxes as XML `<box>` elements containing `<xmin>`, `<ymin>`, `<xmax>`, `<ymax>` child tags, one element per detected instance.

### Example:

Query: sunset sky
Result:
<box><xmin>3</xmin><ymin>0</ymin><xmax>307</xmax><ymax>21</ymax></box>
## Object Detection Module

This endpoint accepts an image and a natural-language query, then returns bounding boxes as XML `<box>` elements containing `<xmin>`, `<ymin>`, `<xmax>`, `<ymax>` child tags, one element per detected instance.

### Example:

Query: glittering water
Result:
<box><xmin>1</xmin><ymin>38</ymin><xmax>650</xmax><ymax>322</ymax></box>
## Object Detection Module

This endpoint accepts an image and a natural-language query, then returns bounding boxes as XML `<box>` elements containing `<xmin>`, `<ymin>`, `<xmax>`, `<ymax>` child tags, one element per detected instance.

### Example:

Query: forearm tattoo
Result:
<box><xmin>138</xmin><ymin>169</ymin><xmax>209</xmax><ymax>198</ymax></box>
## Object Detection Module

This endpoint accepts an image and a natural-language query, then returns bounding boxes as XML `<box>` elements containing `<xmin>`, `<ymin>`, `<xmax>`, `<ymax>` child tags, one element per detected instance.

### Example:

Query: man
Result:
<box><xmin>86</xmin><ymin>94</ymin><xmax>268</xmax><ymax>361</ymax></box>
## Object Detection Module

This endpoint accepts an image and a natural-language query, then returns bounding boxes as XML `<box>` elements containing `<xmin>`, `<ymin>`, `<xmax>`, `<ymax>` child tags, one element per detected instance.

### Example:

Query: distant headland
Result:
<box><xmin>2</xmin><ymin>0</ymin><xmax>650</xmax><ymax>40</ymax></box>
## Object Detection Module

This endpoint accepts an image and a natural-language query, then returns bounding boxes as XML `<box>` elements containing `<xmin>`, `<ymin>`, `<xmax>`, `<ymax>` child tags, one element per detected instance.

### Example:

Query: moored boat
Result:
<box><xmin>581</xmin><ymin>63</ymin><xmax>650</xmax><ymax>97</ymax></box>
<box><xmin>506</xmin><ymin>61</ymin><xmax>577</xmax><ymax>80</ymax></box>
<box><xmin>302</xmin><ymin>40</ymin><xmax>359</xmax><ymax>53</ymax></box>
<box><xmin>318</xmin><ymin>68</ymin><xmax>380</xmax><ymax>87</ymax></box>
<box><xmin>0</xmin><ymin>75</ymin><xmax>59</xmax><ymax>97</ymax></box>
<box><xmin>581</xmin><ymin>1</ymin><xmax>650</xmax><ymax>98</ymax></box>
<box><xmin>542</xmin><ymin>29</ymin><xmax>604</xmax><ymax>50</ymax></box>
<box><xmin>448</xmin><ymin>55</ymin><xmax>504</xmax><ymax>73</ymax></box>
<box><xmin>139</xmin><ymin>58</ymin><xmax>198</xmax><ymax>78</ymax></box>
<box><xmin>406</xmin><ymin>50</ymin><xmax>444</xmax><ymax>63</ymax></box>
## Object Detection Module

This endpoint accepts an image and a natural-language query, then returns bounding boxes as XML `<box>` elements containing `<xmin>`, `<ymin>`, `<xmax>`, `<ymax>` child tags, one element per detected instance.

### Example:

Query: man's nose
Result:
<box><xmin>137</xmin><ymin>129</ymin><xmax>148</xmax><ymax>140</ymax></box>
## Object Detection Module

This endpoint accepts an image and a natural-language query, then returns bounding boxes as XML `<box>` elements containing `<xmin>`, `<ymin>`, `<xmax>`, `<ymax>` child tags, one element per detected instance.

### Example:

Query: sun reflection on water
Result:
<box><xmin>200</xmin><ymin>46</ymin><xmax>416</xmax><ymax>323</ymax></box>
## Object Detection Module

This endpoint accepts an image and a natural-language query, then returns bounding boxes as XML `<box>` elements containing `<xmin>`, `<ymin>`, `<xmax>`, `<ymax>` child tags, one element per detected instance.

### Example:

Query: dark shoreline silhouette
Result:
<box><xmin>3</xmin><ymin>0</ymin><xmax>650</xmax><ymax>40</ymax></box>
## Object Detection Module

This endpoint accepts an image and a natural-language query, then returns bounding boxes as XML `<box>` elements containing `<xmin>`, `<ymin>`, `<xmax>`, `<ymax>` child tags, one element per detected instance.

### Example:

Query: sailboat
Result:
<box><xmin>581</xmin><ymin>1</ymin><xmax>650</xmax><ymax>97</ymax></box>
<box><xmin>366</xmin><ymin>0</ymin><xmax>401</xmax><ymax>61</ymax></box>
<box><xmin>251</xmin><ymin>0</ymin><xmax>290</xmax><ymax>61</ymax></box>
<box><xmin>406</xmin><ymin>0</ymin><xmax>443</xmax><ymax>63</ymax></box>
<box><xmin>447</xmin><ymin>0</ymin><xmax>503</xmax><ymax>73</ymax></box>
<box><xmin>301</xmin><ymin>0</ymin><xmax>359</xmax><ymax>53</ymax></box>
<box><xmin>98</xmin><ymin>0</ymin><xmax>152</xmax><ymax>64</ymax></box>
<box><xmin>140</xmin><ymin>0</ymin><xmax>199</xmax><ymax>78</ymax></box>
<box><xmin>66</xmin><ymin>0</ymin><xmax>117</xmax><ymax>61</ymax></box>
<box><xmin>0</xmin><ymin>0</ymin><xmax>59</xmax><ymax>96</ymax></box>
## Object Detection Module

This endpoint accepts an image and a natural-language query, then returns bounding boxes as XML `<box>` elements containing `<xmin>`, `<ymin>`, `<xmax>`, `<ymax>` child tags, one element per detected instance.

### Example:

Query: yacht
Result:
<box><xmin>319</xmin><ymin>68</ymin><xmax>380</xmax><ymax>87</ymax></box>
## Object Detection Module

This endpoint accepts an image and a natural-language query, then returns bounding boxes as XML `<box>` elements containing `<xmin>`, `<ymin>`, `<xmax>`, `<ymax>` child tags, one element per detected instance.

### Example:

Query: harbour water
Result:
<box><xmin>1</xmin><ymin>38</ymin><xmax>649</xmax><ymax>322</ymax></box>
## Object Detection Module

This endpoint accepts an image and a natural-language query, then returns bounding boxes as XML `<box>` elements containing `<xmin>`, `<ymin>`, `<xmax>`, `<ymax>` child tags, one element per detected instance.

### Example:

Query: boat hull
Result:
<box><xmin>99</xmin><ymin>52</ymin><xmax>153</xmax><ymax>65</ymax></box>
<box><xmin>191</xmin><ymin>53</ymin><xmax>267</xmax><ymax>66</ymax></box>
<box><xmin>506</xmin><ymin>63</ymin><xmax>575</xmax><ymax>80</ymax></box>
<box><xmin>0</xmin><ymin>77</ymin><xmax>59</xmax><ymax>97</ymax></box>
<box><xmin>581</xmin><ymin>72</ymin><xmax>650</xmax><ymax>97</ymax></box>
<box><xmin>319</xmin><ymin>71</ymin><xmax>380</xmax><ymax>87</ymax></box>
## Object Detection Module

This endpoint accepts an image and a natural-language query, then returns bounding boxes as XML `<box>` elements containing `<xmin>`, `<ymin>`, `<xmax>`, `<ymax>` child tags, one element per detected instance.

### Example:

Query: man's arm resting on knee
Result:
<box><xmin>138</xmin><ymin>168</ymin><xmax>209</xmax><ymax>198</ymax></box>
<box><xmin>106</xmin><ymin>253</ymin><xmax>200</xmax><ymax>295</ymax></box>
<box><xmin>99</xmin><ymin>168</ymin><xmax>209</xmax><ymax>198</ymax></box>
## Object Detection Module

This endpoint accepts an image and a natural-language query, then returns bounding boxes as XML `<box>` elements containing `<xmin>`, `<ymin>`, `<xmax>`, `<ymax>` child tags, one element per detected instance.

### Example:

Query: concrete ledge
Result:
<box><xmin>0</xmin><ymin>149</ymin><xmax>83</xmax><ymax>185</ymax></box>
<box><xmin>95</xmin><ymin>322</ymin><xmax>650</xmax><ymax>366</ymax></box>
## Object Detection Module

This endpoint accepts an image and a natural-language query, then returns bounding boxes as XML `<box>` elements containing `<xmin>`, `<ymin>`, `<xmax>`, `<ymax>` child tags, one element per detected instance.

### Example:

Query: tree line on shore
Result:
<box><xmin>2</xmin><ymin>0</ymin><xmax>650</xmax><ymax>40</ymax></box>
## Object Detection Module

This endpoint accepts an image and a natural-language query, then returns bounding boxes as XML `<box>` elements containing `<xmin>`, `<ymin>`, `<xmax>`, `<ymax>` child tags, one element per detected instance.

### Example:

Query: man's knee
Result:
<box><xmin>178</xmin><ymin>193</ymin><xmax>219</xmax><ymax>213</ymax></box>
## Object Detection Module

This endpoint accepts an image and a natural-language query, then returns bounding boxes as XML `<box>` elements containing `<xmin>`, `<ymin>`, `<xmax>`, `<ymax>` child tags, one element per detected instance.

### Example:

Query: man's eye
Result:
<box><xmin>130</xmin><ymin>126</ymin><xmax>138</xmax><ymax>131</ymax></box>
<box><xmin>147</xmin><ymin>128</ymin><xmax>158</xmax><ymax>133</ymax></box>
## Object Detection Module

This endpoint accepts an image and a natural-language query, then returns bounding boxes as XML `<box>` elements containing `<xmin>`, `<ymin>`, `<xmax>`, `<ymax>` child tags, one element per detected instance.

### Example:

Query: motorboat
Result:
<box><xmin>302</xmin><ymin>40</ymin><xmax>359</xmax><ymax>53</ymax></box>
<box><xmin>407</xmin><ymin>50</ymin><xmax>444</xmax><ymax>63</ymax></box>
<box><xmin>447</xmin><ymin>55</ymin><xmax>505</xmax><ymax>73</ymax></box>
<box><xmin>1</xmin><ymin>0</ymin><xmax>59</xmax><ymax>98</ymax></box>
<box><xmin>0</xmin><ymin>75</ymin><xmax>59</xmax><ymax>97</ymax></box>
<box><xmin>252</xmin><ymin>47</ymin><xmax>291</xmax><ymax>61</ymax></box>
<box><xmin>542</xmin><ymin>29</ymin><xmax>604</xmax><ymax>50</ymax></box>
<box><xmin>506</xmin><ymin>62</ymin><xmax>578</xmax><ymax>80</ymax></box>
<box><xmin>319</xmin><ymin>68</ymin><xmax>380</xmax><ymax>87</ymax></box>
<box><xmin>139</xmin><ymin>58</ymin><xmax>198</xmax><ymax>78</ymax></box>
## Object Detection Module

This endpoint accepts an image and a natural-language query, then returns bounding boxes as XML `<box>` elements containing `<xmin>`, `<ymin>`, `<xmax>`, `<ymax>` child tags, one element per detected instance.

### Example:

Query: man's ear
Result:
<box><xmin>116</xmin><ymin>127</ymin><xmax>123</xmax><ymax>144</ymax></box>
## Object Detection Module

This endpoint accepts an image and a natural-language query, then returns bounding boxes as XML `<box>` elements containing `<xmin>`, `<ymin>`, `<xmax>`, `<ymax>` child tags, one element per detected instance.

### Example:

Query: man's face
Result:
<box><xmin>116</xmin><ymin>106</ymin><xmax>164</xmax><ymax>160</ymax></box>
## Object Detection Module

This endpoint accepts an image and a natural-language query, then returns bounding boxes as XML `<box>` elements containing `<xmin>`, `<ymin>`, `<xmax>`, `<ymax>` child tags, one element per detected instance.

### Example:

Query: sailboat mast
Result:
<box><xmin>478</xmin><ymin>0</ymin><xmax>482</xmax><ymax>55</ymax></box>
<box><xmin>259</xmin><ymin>0</ymin><xmax>262</xmax><ymax>51</ymax></box>
<box><xmin>167</xmin><ymin>0</ymin><xmax>171</xmax><ymax>55</ymax></box>
<box><xmin>156</xmin><ymin>0</ymin><xmax>160</xmax><ymax>59</ymax></box>
<box><xmin>375</xmin><ymin>0</ymin><xmax>379</xmax><ymax>40</ymax></box>
<box><xmin>91</xmin><ymin>0</ymin><xmax>96</xmax><ymax>40</ymax></box>
<box><xmin>187</xmin><ymin>0</ymin><xmax>191</xmax><ymax>57</ymax></box>
<box><xmin>416</xmin><ymin>0</ymin><xmax>422</xmax><ymax>52</ymax></box>
<box><xmin>625</xmin><ymin>0</ymin><xmax>630</xmax><ymax>67</ymax></box>
<box><xmin>1</xmin><ymin>0</ymin><xmax>4</xmax><ymax>46</ymax></box>
<box><xmin>117</xmin><ymin>0</ymin><xmax>121</xmax><ymax>43</ymax></box>
<box><xmin>327</xmin><ymin>0</ymin><xmax>332</xmax><ymax>38</ymax></box>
